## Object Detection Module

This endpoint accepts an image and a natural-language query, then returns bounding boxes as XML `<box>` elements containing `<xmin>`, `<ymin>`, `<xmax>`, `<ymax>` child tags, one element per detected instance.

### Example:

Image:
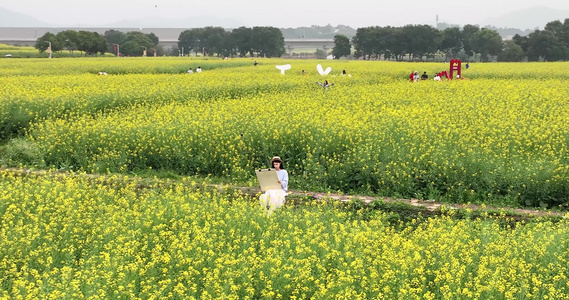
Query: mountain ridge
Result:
<box><xmin>0</xmin><ymin>7</ymin><xmax>49</xmax><ymax>27</ymax></box>
<box><xmin>481</xmin><ymin>6</ymin><xmax>568</xmax><ymax>30</ymax></box>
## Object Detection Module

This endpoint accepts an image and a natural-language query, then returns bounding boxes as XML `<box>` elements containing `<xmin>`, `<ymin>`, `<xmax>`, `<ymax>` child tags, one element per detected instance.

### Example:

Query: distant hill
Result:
<box><xmin>482</xmin><ymin>26</ymin><xmax>534</xmax><ymax>39</ymax></box>
<box><xmin>281</xmin><ymin>24</ymin><xmax>357</xmax><ymax>39</ymax></box>
<box><xmin>0</xmin><ymin>7</ymin><xmax>49</xmax><ymax>27</ymax></box>
<box><xmin>481</xmin><ymin>6</ymin><xmax>569</xmax><ymax>30</ymax></box>
<box><xmin>437</xmin><ymin>22</ymin><xmax>534</xmax><ymax>39</ymax></box>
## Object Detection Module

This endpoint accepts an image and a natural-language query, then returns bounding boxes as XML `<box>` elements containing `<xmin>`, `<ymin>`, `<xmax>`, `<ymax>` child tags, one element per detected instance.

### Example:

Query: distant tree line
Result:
<box><xmin>103</xmin><ymin>30</ymin><xmax>163</xmax><ymax>56</ymax></box>
<box><xmin>336</xmin><ymin>19</ymin><xmax>569</xmax><ymax>62</ymax></box>
<box><xmin>35</xmin><ymin>30</ymin><xmax>107</xmax><ymax>56</ymax></box>
<box><xmin>346</xmin><ymin>24</ymin><xmax>501</xmax><ymax>62</ymax></box>
<box><xmin>35</xmin><ymin>30</ymin><xmax>162</xmax><ymax>56</ymax></box>
<box><xmin>35</xmin><ymin>26</ymin><xmax>286</xmax><ymax>58</ymax></box>
<box><xmin>33</xmin><ymin>18</ymin><xmax>568</xmax><ymax>61</ymax></box>
<box><xmin>177</xmin><ymin>26</ymin><xmax>286</xmax><ymax>58</ymax></box>
<box><xmin>510</xmin><ymin>19</ymin><xmax>569</xmax><ymax>61</ymax></box>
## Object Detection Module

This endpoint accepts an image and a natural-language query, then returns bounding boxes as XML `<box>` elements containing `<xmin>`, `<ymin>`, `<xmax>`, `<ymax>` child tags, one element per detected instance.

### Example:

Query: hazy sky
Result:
<box><xmin>3</xmin><ymin>0</ymin><xmax>569</xmax><ymax>28</ymax></box>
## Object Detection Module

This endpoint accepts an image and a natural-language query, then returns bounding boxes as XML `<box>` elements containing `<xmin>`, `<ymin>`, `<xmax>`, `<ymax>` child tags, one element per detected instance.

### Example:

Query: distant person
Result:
<box><xmin>413</xmin><ymin>71</ymin><xmax>420</xmax><ymax>82</ymax></box>
<box><xmin>187</xmin><ymin>68</ymin><xmax>194</xmax><ymax>74</ymax></box>
<box><xmin>342</xmin><ymin>70</ymin><xmax>347</xmax><ymax>75</ymax></box>
<box><xmin>302</xmin><ymin>69</ymin><xmax>306</xmax><ymax>75</ymax></box>
<box><xmin>409</xmin><ymin>71</ymin><xmax>414</xmax><ymax>82</ymax></box>
<box><xmin>254</xmin><ymin>61</ymin><xmax>258</xmax><ymax>66</ymax></box>
<box><xmin>434</xmin><ymin>73</ymin><xmax>441</xmax><ymax>81</ymax></box>
<box><xmin>421</xmin><ymin>72</ymin><xmax>428</xmax><ymax>80</ymax></box>
<box><xmin>316</xmin><ymin>80</ymin><xmax>334</xmax><ymax>88</ymax></box>
<box><xmin>196</xmin><ymin>66</ymin><xmax>202</xmax><ymax>73</ymax></box>
<box><xmin>465</xmin><ymin>63</ymin><xmax>469</xmax><ymax>69</ymax></box>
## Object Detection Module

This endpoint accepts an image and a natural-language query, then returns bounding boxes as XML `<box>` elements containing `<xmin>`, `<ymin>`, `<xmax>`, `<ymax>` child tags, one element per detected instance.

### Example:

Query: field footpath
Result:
<box><xmin>2</xmin><ymin>167</ymin><xmax>567</xmax><ymax>219</ymax></box>
<box><xmin>292</xmin><ymin>190</ymin><xmax>567</xmax><ymax>218</ymax></box>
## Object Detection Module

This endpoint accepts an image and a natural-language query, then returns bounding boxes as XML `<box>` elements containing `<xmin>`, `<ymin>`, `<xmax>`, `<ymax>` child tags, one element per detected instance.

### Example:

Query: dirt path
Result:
<box><xmin>291</xmin><ymin>190</ymin><xmax>565</xmax><ymax>217</ymax></box>
<box><xmin>205</xmin><ymin>181</ymin><xmax>567</xmax><ymax>218</ymax></box>
<box><xmin>2</xmin><ymin>168</ymin><xmax>566</xmax><ymax>218</ymax></box>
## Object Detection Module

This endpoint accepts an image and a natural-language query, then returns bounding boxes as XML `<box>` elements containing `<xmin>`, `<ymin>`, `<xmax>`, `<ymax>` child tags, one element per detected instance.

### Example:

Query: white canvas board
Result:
<box><xmin>255</xmin><ymin>169</ymin><xmax>281</xmax><ymax>192</ymax></box>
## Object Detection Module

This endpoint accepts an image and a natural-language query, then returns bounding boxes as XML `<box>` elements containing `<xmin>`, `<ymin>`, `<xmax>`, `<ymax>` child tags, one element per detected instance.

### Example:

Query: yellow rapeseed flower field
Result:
<box><xmin>2</xmin><ymin>58</ymin><xmax>567</xmax><ymax>206</ymax></box>
<box><xmin>0</xmin><ymin>171</ymin><xmax>568</xmax><ymax>299</ymax></box>
<box><xmin>1</xmin><ymin>58</ymin><xmax>569</xmax><ymax>298</ymax></box>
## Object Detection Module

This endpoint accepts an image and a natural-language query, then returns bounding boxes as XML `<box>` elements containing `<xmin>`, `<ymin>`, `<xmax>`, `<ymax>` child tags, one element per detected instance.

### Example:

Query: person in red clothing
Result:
<box><xmin>409</xmin><ymin>71</ymin><xmax>414</xmax><ymax>82</ymax></box>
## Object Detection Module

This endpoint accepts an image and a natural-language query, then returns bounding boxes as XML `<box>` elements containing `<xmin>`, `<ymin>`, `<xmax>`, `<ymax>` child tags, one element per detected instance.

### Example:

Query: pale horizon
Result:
<box><xmin>2</xmin><ymin>0</ymin><xmax>569</xmax><ymax>29</ymax></box>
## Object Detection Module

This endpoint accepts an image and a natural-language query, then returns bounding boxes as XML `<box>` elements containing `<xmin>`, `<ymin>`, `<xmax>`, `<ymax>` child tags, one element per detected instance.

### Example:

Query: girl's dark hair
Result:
<box><xmin>271</xmin><ymin>157</ymin><xmax>284</xmax><ymax>169</ymax></box>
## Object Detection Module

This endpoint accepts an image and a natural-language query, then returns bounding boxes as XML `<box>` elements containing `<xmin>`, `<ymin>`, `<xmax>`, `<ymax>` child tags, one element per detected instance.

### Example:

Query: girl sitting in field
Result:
<box><xmin>259</xmin><ymin>156</ymin><xmax>288</xmax><ymax>213</ymax></box>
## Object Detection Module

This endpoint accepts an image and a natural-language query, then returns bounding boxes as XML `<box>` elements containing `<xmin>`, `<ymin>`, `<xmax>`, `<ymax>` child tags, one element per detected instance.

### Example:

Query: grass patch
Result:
<box><xmin>0</xmin><ymin>138</ymin><xmax>45</xmax><ymax>168</ymax></box>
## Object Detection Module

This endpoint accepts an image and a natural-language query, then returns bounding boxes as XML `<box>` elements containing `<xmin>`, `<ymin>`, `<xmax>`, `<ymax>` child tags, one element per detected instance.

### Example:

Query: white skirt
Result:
<box><xmin>259</xmin><ymin>189</ymin><xmax>287</xmax><ymax>211</ymax></box>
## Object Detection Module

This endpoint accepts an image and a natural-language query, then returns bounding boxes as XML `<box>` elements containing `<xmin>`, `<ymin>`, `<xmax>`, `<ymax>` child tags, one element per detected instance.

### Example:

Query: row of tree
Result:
<box><xmin>334</xmin><ymin>18</ymin><xmax>569</xmax><ymax>62</ymax></box>
<box><xmin>177</xmin><ymin>26</ymin><xmax>285</xmax><ymax>58</ymax></box>
<box><xmin>35</xmin><ymin>30</ymin><xmax>162</xmax><ymax>56</ymax></box>
<box><xmin>35</xmin><ymin>30</ymin><xmax>107</xmax><ymax>56</ymax></box>
<box><xmin>35</xmin><ymin>26</ymin><xmax>285</xmax><ymax>58</ymax></box>
<box><xmin>341</xmin><ymin>24</ymin><xmax>501</xmax><ymax>61</ymax></box>
<box><xmin>103</xmin><ymin>30</ymin><xmax>162</xmax><ymax>56</ymax></box>
<box><xmin>33</xmin><ymin>18</ymin><xmax>569</xmax><ymax>61</ymax></box>
<box><xmin>510</xmin><ymin>19</ymin><xmax>569</xmax><ymax>62</ymax></box>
